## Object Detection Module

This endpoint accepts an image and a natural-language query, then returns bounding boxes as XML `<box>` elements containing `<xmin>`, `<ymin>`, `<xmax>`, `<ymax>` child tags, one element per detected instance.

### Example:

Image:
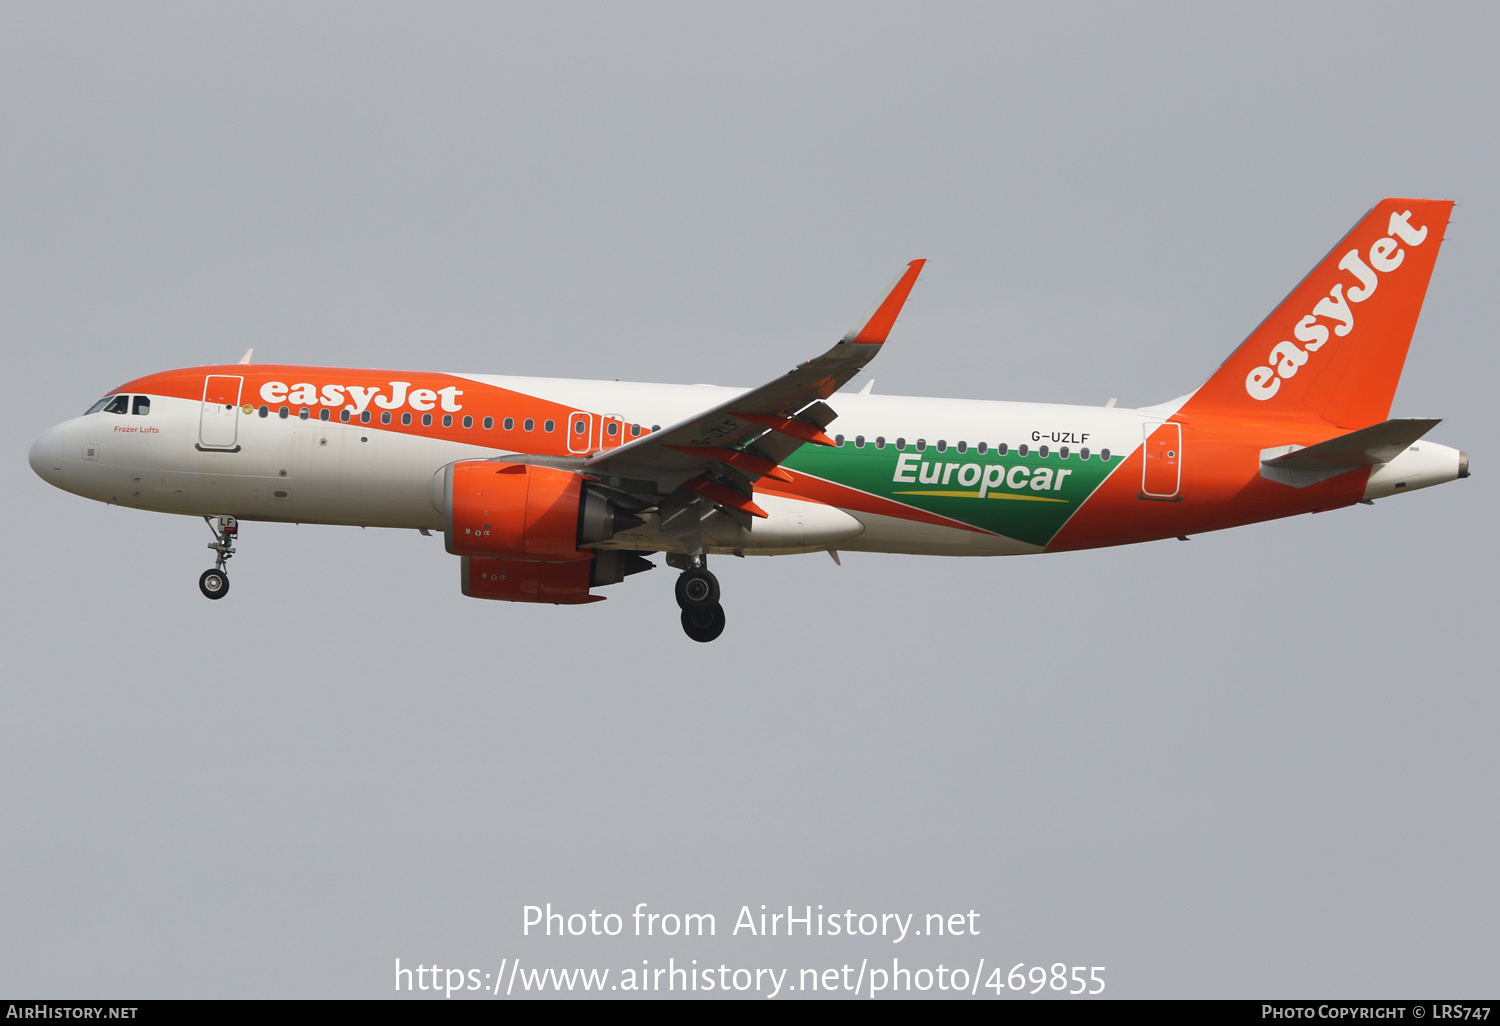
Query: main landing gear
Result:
<box><xmin>674</xmin><ymin>560</ymin><xmax>725</xmax><ymax>643</ymax></box>
<box><xmin>199</xmin><ymin>515</ymin><xmax>237</xmax><ymax>600</ymax></box>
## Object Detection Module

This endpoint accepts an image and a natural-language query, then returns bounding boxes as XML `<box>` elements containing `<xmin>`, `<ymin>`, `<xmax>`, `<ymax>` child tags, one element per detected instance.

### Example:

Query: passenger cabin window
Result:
<box><xmin>442</xmin><ymin>414</ymin><xmax>453</xmax><ymax>428</ymax></box>
<box><xmin>381</xmin><ymin>412</ymin><xmax>391</xmax><ymax>425</ymax></box>
<box><xmin>133</xmin><ymin>396</ymin><xmax>151</xmax><ymax>416</ymax></box>
<box><xmin>402</xmin><ymin>412</ymin><xmax>412</xmax><ymax>425</ymax></box>
<box><xmin>523</xmin><ymin>418</ymin><xmax>534</xmax><ymax>431</ymax></box>
<box><xmin>483</xmin><ymin>417</ymin><xmax>493</xmax><ymax>430</ymax></box>
<box><xmin>504</xmin><ymin>417</ymin><xmax>514</xmax><ymax>430</ymax></box>
<box><xmin>103</xmin><ymin>395</ymin><xmax>129</xmax><ymax>415</ymax></box>
<box><xmin>544</xmin><ymin>419</ymin><xmax>555</xmax><ymax>432</ymax></box>
<box><xmin>422</xmin><ymin>413</ymin><xmax>433</xmax><ymax>427</ymax></box>
<box><xmin>258</xmin><ymin>405</ymin><xmax>269</xmax><ymax>417</ymax></box>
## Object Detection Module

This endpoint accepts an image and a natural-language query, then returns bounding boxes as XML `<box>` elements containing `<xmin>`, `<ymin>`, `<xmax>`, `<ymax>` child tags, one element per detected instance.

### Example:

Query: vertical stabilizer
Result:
<box><xmin>1185</xmin><ymin>199</ymin><xmax>1452</xmax><ymax>428</ymax></box>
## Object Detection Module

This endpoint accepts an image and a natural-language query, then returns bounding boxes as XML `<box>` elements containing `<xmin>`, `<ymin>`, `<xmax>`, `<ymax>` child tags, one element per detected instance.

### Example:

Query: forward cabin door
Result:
<box><xmin>1140</xmin><ymin>421</ymin><xmax>1182</xmax><ymax>500</ymax></box>
<box><xmin>199</xmin><ymin>375</ymin><xmax>244</xmax><ymax>451</ymax></box>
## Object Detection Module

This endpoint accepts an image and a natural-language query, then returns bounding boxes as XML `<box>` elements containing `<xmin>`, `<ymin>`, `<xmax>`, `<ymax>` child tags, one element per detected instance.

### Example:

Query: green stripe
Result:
<box><xmin>784</xmin><ymin>446</ymin><xmax>1117</xmax><ymax>547</ymax></box>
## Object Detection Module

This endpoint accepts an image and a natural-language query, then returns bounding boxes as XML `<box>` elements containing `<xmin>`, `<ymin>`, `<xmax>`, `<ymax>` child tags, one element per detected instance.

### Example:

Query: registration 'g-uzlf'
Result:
<box><xmin>29</xmin><ymin>199</ymin><xmax>1467</xmax><ymax>642</ymax></box>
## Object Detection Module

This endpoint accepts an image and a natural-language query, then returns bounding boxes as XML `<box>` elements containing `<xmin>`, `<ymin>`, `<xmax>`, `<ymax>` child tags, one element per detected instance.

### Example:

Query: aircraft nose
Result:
<box><xmin>28</xmin><ymin>425</ymin><xmax>65</xmax><ymax>487</ymax></box>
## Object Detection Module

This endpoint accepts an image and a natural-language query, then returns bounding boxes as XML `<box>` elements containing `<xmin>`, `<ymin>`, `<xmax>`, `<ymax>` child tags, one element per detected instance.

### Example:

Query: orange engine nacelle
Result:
<box><xmin>442</xmin><ymin>459</ymin><xmax>646</xmax><ymax>566</ymax></box>
<box><xmin>462</xmin><ymin>557</ymin><xmax>602</xmax><ymax>605</ymax></box>
<box><xmin>444</xmin><ymin>460</ymin><xmax>591</xmax><ymax>561</ymax></box>
<box><xmin>461</xmin><ymin>550</ymin><xmax>656</xmax><ymax>605</ymax></box>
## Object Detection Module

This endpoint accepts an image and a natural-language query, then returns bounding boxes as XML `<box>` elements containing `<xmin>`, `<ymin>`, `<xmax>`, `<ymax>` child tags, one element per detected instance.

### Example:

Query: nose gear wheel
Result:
<box><xmin>199</xmin><ymin>515</ymin><xmax>238</xmax><ymax>600</ymax></box>
<box><xmin>198</xmin><ymin>568</ymin><xmax>229</xmax><ymax>599</ymax></box>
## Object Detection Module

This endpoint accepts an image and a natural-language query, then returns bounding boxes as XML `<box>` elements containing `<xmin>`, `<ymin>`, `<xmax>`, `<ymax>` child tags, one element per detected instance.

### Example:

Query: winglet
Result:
<box><xmin>841</xmin><ymin>259</ymin><xmax>926</xmax><ymax>344</ymax></box>
<box><xmin>238</xmin><ymin>348</ymin><xmax>254</xmax><ymax>365</ymax></box>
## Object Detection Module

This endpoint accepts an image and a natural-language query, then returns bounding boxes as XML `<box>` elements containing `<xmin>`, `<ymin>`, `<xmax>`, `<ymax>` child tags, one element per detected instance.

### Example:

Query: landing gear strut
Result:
<box><xmin>673</xmin><ymin>558</ymin><xmax>725</xmax><ymax>642</ymax></box>
<box><xmin>199</xmin><ymin>515</ymin><xmax>237</xmax><ymax>600</ymax></box>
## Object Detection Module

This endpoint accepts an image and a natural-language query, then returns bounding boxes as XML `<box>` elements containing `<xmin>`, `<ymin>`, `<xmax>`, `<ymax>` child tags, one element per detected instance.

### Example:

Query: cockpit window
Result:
<box><xmin>84</xmin><ymin>397</ymin><xmax>113</xmax><ymax>415</ymax></box>
<box><xmin>132</xmin><ymin>396</ymin><xmax>151</xmax><ymax>416</ymax></box>
<box><xmin>102</xmin><ymin>395</ymin><xmax>129</xmax><ymax>415</ymax></box>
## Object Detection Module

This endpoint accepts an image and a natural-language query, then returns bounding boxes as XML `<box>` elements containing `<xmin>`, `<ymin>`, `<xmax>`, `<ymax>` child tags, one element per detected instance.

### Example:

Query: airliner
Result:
<box><xmin>28</xmin><ymin>199</ymin><xmax>1467</xmax><ymax>641</ymax></box>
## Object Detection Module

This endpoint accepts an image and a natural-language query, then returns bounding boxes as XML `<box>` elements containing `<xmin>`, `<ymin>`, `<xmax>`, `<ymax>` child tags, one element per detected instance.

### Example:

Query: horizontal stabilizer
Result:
<box><xmin>1262</xmin><ymin>418</ymin><xmax>1441</xmax><ymax>471</ymax></box>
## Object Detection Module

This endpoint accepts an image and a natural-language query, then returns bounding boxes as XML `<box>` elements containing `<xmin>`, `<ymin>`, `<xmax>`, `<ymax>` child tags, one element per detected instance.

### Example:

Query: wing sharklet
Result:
<box><xmin>842</xmin><ymin>259</ymin><xmax>926</xmax><ymax>344</ymax></box>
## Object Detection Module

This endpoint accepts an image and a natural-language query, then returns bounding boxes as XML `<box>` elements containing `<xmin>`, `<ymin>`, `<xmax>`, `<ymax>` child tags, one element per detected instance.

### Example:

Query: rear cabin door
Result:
<box><xmin>199</xmin><ymin>375</ymin><xmax>244</xmax><ymax>451</ymax></box>
<box><xmin>1141</xmin><ymin>421</ymin><xmax>1182</xmax><ymax>499</ymax></box>
<box><xmin>599</xmin><ymin>415</ymin><xmax>626</xmax><ymax>450</ymax></box>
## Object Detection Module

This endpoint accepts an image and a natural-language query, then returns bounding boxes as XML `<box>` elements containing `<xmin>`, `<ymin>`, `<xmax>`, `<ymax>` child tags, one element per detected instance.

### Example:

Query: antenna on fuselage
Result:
<box><xmin>238</xmin><ymin>348</ymin><xmax>254</xmax><ymax>365</ymax></box>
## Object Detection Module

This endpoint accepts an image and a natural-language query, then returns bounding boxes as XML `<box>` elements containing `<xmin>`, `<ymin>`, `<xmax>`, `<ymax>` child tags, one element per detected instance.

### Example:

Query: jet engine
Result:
<box><xmin>442</xmin><ymin>460</ymin><xmax>652</xmax><ymax>602</ymax></box>
<box><xmin>442</xmin><ymin>459</ymin><xmax>642</xmax><ymax>560</ymax></box>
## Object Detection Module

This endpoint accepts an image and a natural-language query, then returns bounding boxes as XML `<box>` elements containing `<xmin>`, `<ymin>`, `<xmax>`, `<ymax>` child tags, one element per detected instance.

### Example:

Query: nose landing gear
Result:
<box><xmin>199</xmin><ymin>515</ymin><xmax>237</xmax><ymax>600</ymax></box>
<box><xmin>674</xmin><ymin>560</ymin><xmax>725</xmax><ymax>642</ymax></box>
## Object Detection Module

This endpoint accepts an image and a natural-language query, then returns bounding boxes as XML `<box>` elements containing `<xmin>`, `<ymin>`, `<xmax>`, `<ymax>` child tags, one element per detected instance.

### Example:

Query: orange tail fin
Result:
<box><xmin>1185</xmin><ymin>198</ymin><xmax>1452</xmax><ymax>428</ymax></box>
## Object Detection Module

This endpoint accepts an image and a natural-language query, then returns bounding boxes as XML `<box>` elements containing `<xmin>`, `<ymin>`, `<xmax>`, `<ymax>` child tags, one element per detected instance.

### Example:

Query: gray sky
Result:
<box><xmin>3</xmin><ymin>2</ymin><xmax>1496</xmax><ymax>999</ymax></box>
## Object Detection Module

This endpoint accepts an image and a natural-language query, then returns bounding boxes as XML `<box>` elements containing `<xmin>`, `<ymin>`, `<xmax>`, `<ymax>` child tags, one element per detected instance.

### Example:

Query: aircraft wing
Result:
<box><xmin>582</xmin><ymin>260</ymin><xmax>925</xmax><ymax>527</ymax></box>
